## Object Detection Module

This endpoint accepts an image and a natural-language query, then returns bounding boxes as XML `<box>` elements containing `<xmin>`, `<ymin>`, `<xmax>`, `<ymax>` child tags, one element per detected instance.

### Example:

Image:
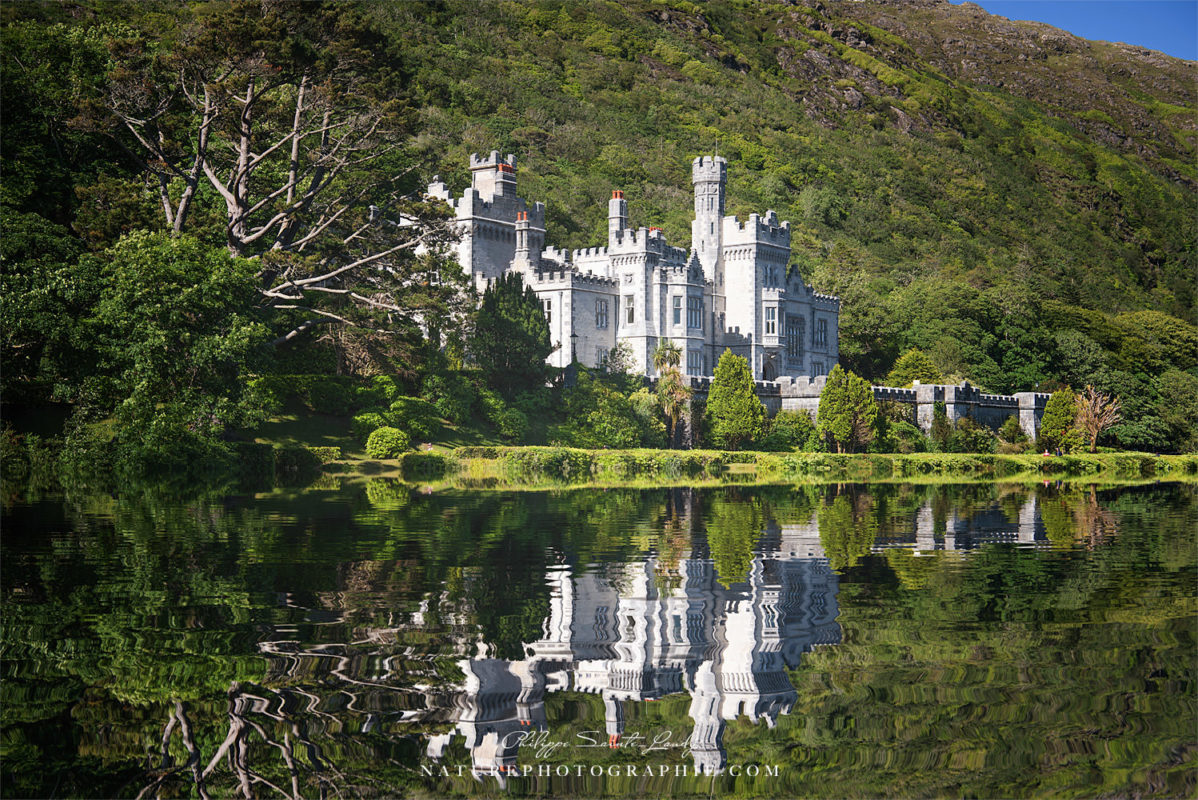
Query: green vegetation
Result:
<box><xmin>706</xmin><ymin>349</ymin><xmax>766</xmax><ymax>450</ymax></box>
<box><xmin>1</xmin><ymin>0</ymin><xmax>1196</xmax><ymax>488</ymax></box>
<box><xmin>817</xmin><ymin>365</ymin><xmax>880</xmax><ymax>453</ymax></box>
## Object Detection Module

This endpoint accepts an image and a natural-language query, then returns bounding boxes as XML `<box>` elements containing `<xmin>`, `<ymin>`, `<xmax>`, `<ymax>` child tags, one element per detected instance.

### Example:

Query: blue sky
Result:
<box><xmin>949</xmin><ymin>0</ymin><xmax>1197</xmax><ymax>60</ymax></box>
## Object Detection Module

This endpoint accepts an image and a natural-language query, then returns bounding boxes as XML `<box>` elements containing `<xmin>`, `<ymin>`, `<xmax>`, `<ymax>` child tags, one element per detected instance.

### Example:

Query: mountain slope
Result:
<box><xmin>364</xmin><ymin>0</ymin><xmax>1194</xmax><ymax>387</ymax></box>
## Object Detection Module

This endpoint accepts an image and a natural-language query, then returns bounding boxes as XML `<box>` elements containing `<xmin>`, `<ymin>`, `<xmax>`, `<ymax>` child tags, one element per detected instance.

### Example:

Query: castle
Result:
<box><xmin>427</xmin><ymin>152</ymin><xmax>840</xmax><ymax>380</ymax></box>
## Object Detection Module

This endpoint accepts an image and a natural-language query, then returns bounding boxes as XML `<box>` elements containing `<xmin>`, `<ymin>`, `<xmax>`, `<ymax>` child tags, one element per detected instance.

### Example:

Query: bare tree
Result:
<box><xmin>86</xmin><ymin>2</ymin><xmax>468</xmax><ymax>355</ymax></box>
<box><xmin>1074</xmin><ymin>385</ymin><xmax>1121</xmax><ymax>453</ymax></box>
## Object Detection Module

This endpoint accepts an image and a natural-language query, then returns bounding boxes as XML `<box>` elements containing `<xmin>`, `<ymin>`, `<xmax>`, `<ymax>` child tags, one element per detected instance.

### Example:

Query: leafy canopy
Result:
<box><xmin>817</xmin><ymin>365</ymin><xmax>880</xmax><ymax>453</ymax></box>
<box><xmin>706</xmin><ymin>349</ymin><xmax>765</xmax><ymax>450</ymax></box>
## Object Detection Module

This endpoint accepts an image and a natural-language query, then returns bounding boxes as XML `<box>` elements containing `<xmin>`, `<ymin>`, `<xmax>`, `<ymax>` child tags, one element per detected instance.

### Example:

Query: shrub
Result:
<box><xmin>998</xmin><ymin>415</ymin><xmax>1028</xmax><ymax>444</ymax></box>
<box><xmin>355</xmin><ymin>375</ymin><xmax>402</xmax><ymax>409</ymax></box>
<box><xmin>389</xmin><ymin>396</ymin><xmax>441</xmax><ymax>442</ymax></box>
<box><xmin>399</xmin><ymin>451</ymin><xmax>454</xmax><ymax>481</ymax></box>
<box><xmin>274</xmin><ymin>446</ymin><xmax>322</xmax><ymax>481</ymax></box>
<box><xmin>365</xmin><ymin>426</ymin><xmax>411</xmax><ymax>459</ymax></box>
<box><xmin>306</xmin><ymin>378</ymin><xmax>354</xmax><ymax>416</ymax></box>
<box><xmin>422</xmin><ymin>373</ymin><xmax>474</xmax><ymax>423</ymax></box>
<box><xmin>351</xmin><ymin>411</ymin><xmax>388</xmax><ymax>444</ymax></box>
<box><xmin>759</xmin><ymin>409</ymin><xmax>816</xmax><ymax>451</ymax></box>
<box><xmin>494</xmin><ymin>406</ymin><xmax>529</xmax><ymax>442</ymax></box>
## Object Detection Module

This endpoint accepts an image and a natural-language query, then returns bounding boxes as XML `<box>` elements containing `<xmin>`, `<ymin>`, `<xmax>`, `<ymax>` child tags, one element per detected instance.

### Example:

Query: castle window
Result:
<box><xmin>813</xmin><ymin>361</ymin><xmax>825</xmax><ymax>376</ymax></box>
<box><xmin>625</xmin><ymin>294</ymin><xmax>635</xmax><ymax>324</ymax></box>
<box><xmin>765</xmin><ymin>306</ymin><xmax>776</xmax><ymax>335</ymax></box>
<box><xmin>595</xmin><ymin>299</ymin><xmax>608</xmax><ymax>329</ymax></box>
<box><xmin>597</xmin><ymin>347</ymin><xmax>608</xmax><ymax>366</ymax></box>
<box><xmin>786</xmin><ymin>316</ymin><xmax>803</xmax><ymax>360</ymax></box>
<box><xmin>687</xmin><ymin>296</ymin><xmax>703</xmax><ymax>330</ymax></box>
<box><xmin>816</xmin><ymin>318</ymin><xmax>828</xmax><ymax>346</ymax></box>
<box><xmin>543</xmin><ymin>298</ymin><xmax>552</xmax><ymax>326</ymax></box>
<box><xmin>687</xmin><ymin>351</ymin><xmax>702</xmax><ymax>376</ymax></box>
<box><xmin>673</xmin><ymin>296</ymin><xmax>682</xmax><ymax>325</ymax></box>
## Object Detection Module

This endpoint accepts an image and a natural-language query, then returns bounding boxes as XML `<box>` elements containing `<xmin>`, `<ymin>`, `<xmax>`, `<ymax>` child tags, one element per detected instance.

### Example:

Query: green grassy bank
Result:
<box><xmin>318</xmin><ymin>447</ymin><xmax>1198</xmax><ymax>491</ymax></box>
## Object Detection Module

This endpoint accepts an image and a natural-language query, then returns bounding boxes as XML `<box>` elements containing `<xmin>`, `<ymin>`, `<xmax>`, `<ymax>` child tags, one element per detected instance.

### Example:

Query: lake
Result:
<box><xmin>2</xmin><ymin>480</ymin><xmax>1194</xmax><ymax>798</ymax></box>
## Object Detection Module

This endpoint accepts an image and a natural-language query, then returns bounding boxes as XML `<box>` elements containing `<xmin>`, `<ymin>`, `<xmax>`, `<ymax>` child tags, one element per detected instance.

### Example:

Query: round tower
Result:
<box><xmin>691</xmin><ymin>155</ymin><xmax>726</xmax><ymax>289</ymax></box>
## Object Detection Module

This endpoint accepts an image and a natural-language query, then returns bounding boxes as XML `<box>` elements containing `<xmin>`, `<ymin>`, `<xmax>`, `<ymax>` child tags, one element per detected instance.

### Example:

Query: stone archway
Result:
<box><xmin>762</xmin><ymin>359</ymin><xmax>777</xmax><ymax>381</ymax></box>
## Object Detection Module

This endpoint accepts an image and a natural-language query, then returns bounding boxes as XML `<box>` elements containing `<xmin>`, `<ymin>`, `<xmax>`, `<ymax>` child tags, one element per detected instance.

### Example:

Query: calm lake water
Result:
<box><xmin>2</xmin><ymin>480</ymin><xmax>1195</xmax><ymax>798</ymax></box>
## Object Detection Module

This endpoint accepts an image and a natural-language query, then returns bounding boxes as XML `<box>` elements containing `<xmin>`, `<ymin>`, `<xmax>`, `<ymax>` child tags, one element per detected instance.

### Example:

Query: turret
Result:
<box><xmin>470</xmin><ymin>151</ymin><xmax>517</xmax><ymax>201</ymax></box>
<box><xmin>512</xmin><ymin>211</ymin><xmax>539</xmax><ymax>271</ymax></box>
<box><xmin>691</xmin><ymin>156</ymin><xmax>726</xmax><ymax>289</ymax></box>
<box><xmin>608</xmin><ymin>190</ymin><xmax>628</xmax><ymax>243</ymax></box>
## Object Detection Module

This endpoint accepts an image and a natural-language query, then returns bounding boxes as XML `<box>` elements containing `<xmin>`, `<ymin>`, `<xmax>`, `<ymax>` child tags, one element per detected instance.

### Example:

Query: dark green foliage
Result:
<box><xmin>351</xmin><ymin>412</ymin><xmax>388</xmax><ymax>444</ymax></box>
<box><xmin>999</xmin><ymin>415</ymin><xmax>1028</xmax><ymax>445</ymax></box>
<box><xmin>943</xmin><ymin>417</ymin><xmax>997</xmax><ymax>454</ymax></box>
<box><xmin>930</xmin><ymin>401</ymin><xmax>952</xmax><ymax>451</ymax></box>
<box><xmin>759</xmin><ymin>410</ymin><xmax>817</xmax><ymax>452</ymax></box>
<box><xmin>706</xmin><ymin>350</ymin><xmax>766</xmax><ymax>450</ymax></box>
<box><xmin>305</xmin><ymin>380</ymin><xmax>355</xmax><ymax>416</ymax></box>
<box><xmin>552</xmin><ymin>371</ymin><xmax>664</xmax><ymax>449</ymax></box>
<box><xmin>365</xmin><ymin>427</ymin><xmax>411</xmax><ymax>459</ymax></box>
<box><xmin>398</xmin><ymin>452</ymin><xmax>454</xmax><ymax>481</ymax></box>
<box><xmin>421</xmin><ymin>373</ymin><xmax>475</xmax><ymax>423</ymax></box>
<box><xmin>1039</xmin><ymin>389</ymin><xmax>1079</xmax><ymax>452</ymax></box>
<box><xmin>884</xmin><ymin>349</ymin><xmax>941</xmax><ymax>387</ymax></box>
<box><xmin>817</xmin><ymin>365</ymin><xmax>880</xmax><ymax>453</ymax></box>
<box><xmin>469</xmin><ymin>273</ymin><xmax>553</xmax><ymax>395</ymax></box>
<box><xmin>388</xmin><ymin>396</ymin><xmax>442</xmax><ymax>442</ymax></box>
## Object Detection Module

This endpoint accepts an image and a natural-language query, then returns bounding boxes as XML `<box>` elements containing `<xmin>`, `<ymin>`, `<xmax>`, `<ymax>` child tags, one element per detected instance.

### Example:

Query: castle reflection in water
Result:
<box><xmin>253</xmin><ymin>492</ymin><xmax>1047</xmax><ymax>779</ymax></box>
<box><xmin>417</xmin><ymin>492</ymin><xmax>1044</xmax><ymax>778</ymax></box>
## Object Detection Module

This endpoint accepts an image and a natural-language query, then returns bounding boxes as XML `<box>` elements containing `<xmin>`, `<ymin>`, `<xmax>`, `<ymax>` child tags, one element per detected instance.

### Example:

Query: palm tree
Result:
<box><xmin>653</xmin><ymin>340</ymin><xmax>691</xmax><ymax>446</ymax></box>
<box><xmin>652</xmin><ymin>339</ymin><xmax>682</xmax><ymax>374</ymax></box>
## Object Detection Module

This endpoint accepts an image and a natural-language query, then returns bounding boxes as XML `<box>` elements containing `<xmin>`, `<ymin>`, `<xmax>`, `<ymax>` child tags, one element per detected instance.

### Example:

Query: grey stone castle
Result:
<box><xmin>427</xmin><ymin>152</ymin><xmax>840</xmax><ymax>380</ymax></box>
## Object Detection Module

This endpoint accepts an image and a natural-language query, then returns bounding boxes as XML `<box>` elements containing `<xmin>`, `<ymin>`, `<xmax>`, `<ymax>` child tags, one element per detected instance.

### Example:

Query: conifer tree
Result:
<box><xmin>706</xmin><ymin>349</ymin><xmax>765</xmax><ymax>450</ymax></box>
<box><xmin>468</xmin><ymin>273</ymin><xmax>553</xmax><ymax>395</ymax></box>
<box><xmin>817</xmin><ymin>365</ymin><xmax>879</xmax><ymax>453</ymax></box>
<box><xmin>1037</xmin><ymin>388</ymin><xmax>1078</xmax><ymax>452</ymax></box>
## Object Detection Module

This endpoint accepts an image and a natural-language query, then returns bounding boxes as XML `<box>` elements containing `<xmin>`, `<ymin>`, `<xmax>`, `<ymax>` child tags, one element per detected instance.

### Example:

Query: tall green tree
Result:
<box><xmin>1037</xmin><ymin>388</ymin><xmax>1079</xmax><ymax>452</ymax></box>
<box><xmin>706</xmin><ymin>349</ymin><xmax>765</xmax><ymax>450</ymax></box>
<box><xmin>817</xmin><ymin>365</ymin><xmax>879</xmax><ymax>453</ymax></box>
<box><xmin>885</xmin><ymin>349</ymin><xmax>942</xmax><ymax>387</ymax></box>
<box><xmin>83</xmin><ymin>232</ymin><xmax>272</xmax><ymax>472</ymax></box>
<box><xmin>469</xmin><ymin>273</ymin><xmax>554</xmax><ymax>395</ymax></box>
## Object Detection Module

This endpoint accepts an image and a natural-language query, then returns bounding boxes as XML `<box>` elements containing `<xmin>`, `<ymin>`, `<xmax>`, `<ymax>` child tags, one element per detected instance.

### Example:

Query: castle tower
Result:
<box><xmin>608</xmin><ymin>190</ymin><xmax>628</xmax><ymax>243</ymax></box>
<box><xmin>470</xmin><ymin>151</ymin><xmax>517</xmax><ymax>201</ymax></box>
<box><xmin>691</xmin><ymin>156</ymin><xmax>726</xmax><ymax>290</ymax></box>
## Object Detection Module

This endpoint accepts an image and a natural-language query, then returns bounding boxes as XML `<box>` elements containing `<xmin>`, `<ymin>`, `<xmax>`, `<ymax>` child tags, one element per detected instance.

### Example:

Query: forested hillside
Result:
<box><xmin>2</xmin><ymin>0</ymin><xmax>1196</xmax><ymax>461</ymax></box>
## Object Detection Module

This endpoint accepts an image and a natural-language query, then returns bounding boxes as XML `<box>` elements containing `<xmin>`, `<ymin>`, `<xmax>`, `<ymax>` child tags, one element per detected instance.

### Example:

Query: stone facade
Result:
<box><xmin>430</xmin><ymin>152</ymin><xmax>840</xmax><ymax>379</ymax></box>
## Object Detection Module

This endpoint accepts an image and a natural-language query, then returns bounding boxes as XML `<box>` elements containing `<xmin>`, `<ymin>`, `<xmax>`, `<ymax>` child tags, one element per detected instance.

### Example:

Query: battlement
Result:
<box><xmin>811</xmin><ymin>291</ymin><xmax>839</xmax><ymax>307</ymax></box>
<box><xmin>692</xmin><ymin>155</ymin><xmax>727</xmax><ymax>183</ymax></box>
<box><xmin>724</xmin><ymin>213</ymin><xmax>792</xmax><ymax>245</ymax></box>
<box><xmin>572</xmin><ymin>245</ymin><xmax>609</xmax><ymax>260</ymax></box>
<box><xmin>528</xmin><ymin>268</ymin><xmax>617</xmax><ymax>288</ymax></box>
<box><xmin>871</xmin><ymin>386</ymin><xmax>917</xmax><ymax>403</ymax></box>
<box><xmin>775</xmin><ymin>376</ymin><xmax>829</xmax><ymax>397</ymax></box>
<box><xmin>470</xmin><ymin>151</ymin><xmax>517</xmax><ymax>170</ymax></box>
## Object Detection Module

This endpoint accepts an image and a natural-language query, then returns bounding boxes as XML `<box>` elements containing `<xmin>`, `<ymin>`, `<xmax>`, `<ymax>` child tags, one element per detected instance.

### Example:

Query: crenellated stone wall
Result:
<box><xmin>682</xmin><ymin>376</ymin><xmax>1051</xmax><ymax>440</ymax></box>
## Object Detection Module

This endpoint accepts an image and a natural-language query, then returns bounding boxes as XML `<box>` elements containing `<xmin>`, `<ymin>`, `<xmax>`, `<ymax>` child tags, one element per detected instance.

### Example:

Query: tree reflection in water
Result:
<box><xmin>1</xmin><ymin>482</ymin><xmax>1193</xmax><ymax>799</ymax></box>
